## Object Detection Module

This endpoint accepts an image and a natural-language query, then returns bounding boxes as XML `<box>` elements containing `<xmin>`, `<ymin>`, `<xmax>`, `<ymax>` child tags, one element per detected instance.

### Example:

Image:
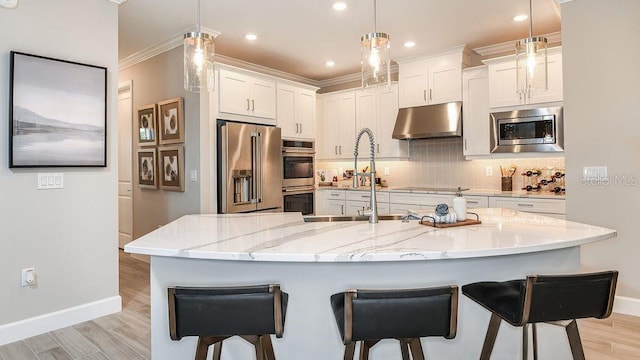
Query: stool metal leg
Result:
<box><xmin>522</xmin><ymin>324</ymin><xmax>529</xmax><ymax>360</ymax></box>
<box><xmin>565</xmin><ymin>320</ymin><xmax>586</xmax><ymax>360</ymax></box>
<box><xmin>344</xmin><ymin>342</ymin><xmax>356</xmax><ymax>360</ymax></box>
<box><xmin>480</xmin><ymin>313</ymin><xmax>502</xmax><ymax>360</ymax></box>
<box><xmin>532</xmin><ymin>323</ymin><xmax>538</xmax><ymax>360</ymax></box>
<box><xmin>408</xmin><ymin>338</ymin><xmax>425</xmax><ymax>360</ymax></box>
<box><xmin>399</xmin><ymin>339</ymin><xmax>411</xmax><ymax>360</ymax></box>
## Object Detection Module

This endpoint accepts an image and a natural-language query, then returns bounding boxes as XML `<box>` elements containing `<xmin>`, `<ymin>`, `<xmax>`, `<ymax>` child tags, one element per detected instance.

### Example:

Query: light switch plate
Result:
<box><xmin>37</xmin><ymin>173</ymin><xmax>64</xmax><ymax>190</ymax></box>
<box><xmin>582</xmin><ymin>166</ymin><xmax>607</xmax><ymax>182</ymax></box>
<box><xmin>190</xmin><ymin>170</ymin><xmax>198</xmax><ymax>182</ymax></box>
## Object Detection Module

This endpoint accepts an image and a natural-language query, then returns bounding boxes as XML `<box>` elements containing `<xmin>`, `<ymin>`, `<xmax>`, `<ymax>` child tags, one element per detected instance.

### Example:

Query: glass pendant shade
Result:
<box><xmin>361</xmin><ymin>32</ymin><xmax>391</xmax><ymax>89</ymax></box>
<box><xmin>516</xmin><ymin>36</ymin><xmax>547</xmax><ymax>95</ymax></box>
<box><xmin>184</xmin><ymin>32</ymin><xmax>215</xmax><ymax>92</ymax></box>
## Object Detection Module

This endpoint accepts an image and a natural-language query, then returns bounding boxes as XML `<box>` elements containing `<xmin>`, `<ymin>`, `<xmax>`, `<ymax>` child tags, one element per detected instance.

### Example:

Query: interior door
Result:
<box><xmin>118</xmin><ymin>81</ymin><xmax>133</xmax><ymax>249</ymax></box>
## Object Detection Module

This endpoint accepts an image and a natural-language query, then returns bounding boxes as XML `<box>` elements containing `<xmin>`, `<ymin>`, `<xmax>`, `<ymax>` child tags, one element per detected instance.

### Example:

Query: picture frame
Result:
<box><xmin>9</xmin><ymin>51</ymin><xmax>107</xmax><ymax>167</ymax></box>
<box><xmin>137</xmin><ymin>104</ymin><xmax>157</xmax><ymax>146</ymax></box>
<box><xmin>158</xmin><ymin>146</ymin><xmax>185</xmax><ymax>192</ymax></box>
<box><xmin>158</xmin><ymin>97</ymin><xmax>184</xmax><ymax>145</ymax></box>
<box><xmin>137</xmin><ymin>149</ymin><xmax>157</xmax><ymax>189</ymax></box>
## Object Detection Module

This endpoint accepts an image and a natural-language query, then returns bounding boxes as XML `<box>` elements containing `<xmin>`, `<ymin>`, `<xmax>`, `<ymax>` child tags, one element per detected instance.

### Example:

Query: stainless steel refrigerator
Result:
<box><xmin>218</xmin><ymin>121</ymin><xmax>283</xmax><ymax>213</ymax></box>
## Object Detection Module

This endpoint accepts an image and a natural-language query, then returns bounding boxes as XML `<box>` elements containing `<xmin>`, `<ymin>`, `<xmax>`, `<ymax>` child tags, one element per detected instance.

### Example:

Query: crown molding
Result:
<box><xmin>315</xmin><ymin>64</ymin><xmax>399</xmax><ymax>89</ymax></box>
<box><xmin>214</xmin><ymin>55</ymin><xmax>320</xmax><ymax>87</ymax></box>
<box><xmin>555</xmin><ymin>0</ymin><xmax>574</xmax><ymax>4</ymax></box>
<box><xmin>109</xmin><ymin>0</ymin><xmax>128</xmax><ymax>4</ymax></box>
<box><xmin>394</xmin><ymin>45</ymin><xmax>471</xmax><ymax>64</ymax></box>
<box><xmin>473</xmin><ymin>32</ymin><xmax>562</xmax><ymax>57</ymax></box>
<box><xmin>118</xmin><ymin>26</ymin><xmax>220</xmax><ymax>71</ymax></box>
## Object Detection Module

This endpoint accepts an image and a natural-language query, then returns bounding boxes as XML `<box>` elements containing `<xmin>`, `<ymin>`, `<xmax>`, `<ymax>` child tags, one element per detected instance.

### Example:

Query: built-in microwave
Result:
<box><xmin>490</xmin><ymin>106</ymin><xmax>564</xmax><ymax>153</ymax></box>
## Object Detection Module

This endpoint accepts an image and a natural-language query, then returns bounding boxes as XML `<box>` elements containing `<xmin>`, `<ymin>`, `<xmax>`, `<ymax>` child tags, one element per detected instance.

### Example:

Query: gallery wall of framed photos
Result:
<box><xmin>136</xmin><ymin>97</ymin><xmax>185</xmax><ymax>192</ymax></box>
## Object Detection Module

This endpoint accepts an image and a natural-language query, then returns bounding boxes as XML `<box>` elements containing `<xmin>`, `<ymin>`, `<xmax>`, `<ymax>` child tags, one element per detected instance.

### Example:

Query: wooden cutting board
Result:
<box><xmin>421</xmin><ymin>219</ymin><xmax>482</xmax><ymax>228</ymax></box>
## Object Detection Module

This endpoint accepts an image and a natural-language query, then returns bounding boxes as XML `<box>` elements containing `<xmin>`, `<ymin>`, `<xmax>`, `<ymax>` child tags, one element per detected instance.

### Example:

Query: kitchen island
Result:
<box><xmin>124</xmin><ymin>208</ymin><xmax>616</xmax><ymax>360</ymax></box>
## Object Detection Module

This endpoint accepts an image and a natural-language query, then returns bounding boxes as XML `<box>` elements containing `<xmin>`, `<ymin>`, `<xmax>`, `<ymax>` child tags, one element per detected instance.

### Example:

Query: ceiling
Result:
<box><xmin>118</xmin><ymin>0</ymin><xmax>562</xmax><ymax>82</ymax></box>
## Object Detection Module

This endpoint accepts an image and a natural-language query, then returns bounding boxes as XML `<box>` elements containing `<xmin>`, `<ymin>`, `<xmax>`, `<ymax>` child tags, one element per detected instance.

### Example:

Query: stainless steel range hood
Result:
<box><xmin>392</xmin><ymin>101</ymin><xmax>462</xmax><ymax>139</ymax></box>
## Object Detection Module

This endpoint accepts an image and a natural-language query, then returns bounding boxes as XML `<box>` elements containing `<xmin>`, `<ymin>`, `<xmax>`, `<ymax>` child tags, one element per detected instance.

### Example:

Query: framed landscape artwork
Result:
<box><xmin>9</xmin><ymin>51</ymin><xmax>107</xmax><ymax>167</ymax></box>
<box><xmin>137</xmin><ymin>149</ymin><xmax>157</xmax><ymax>189</ymax></box>
<box><xmin>158</xmin><ymin>146</ymin><xmax>184</xmax><ymax>192</ymax></box>
<box><xmin>137</xmin><ymin>104</ymin><xmax>157</xmax><ymax>146</ymax></box>
<box><xmin>158</xmin><ymin>97</ymin><xmax>184</xmax><ymax>145</ymax></box>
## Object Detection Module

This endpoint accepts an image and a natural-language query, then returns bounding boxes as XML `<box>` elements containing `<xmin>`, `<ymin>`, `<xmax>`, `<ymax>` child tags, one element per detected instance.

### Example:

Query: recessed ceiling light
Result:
<box><xmin>513</xmin><ymin>14</ymin><xmax>528</xmax><ymax>22</ymax></box>
<box><xmin>403</xmin><ymin>41</ymin><xmax>416</xmax><ymax>48</ymax></box>
<box><xmin>332</xmin><ymin>2</ymin><xmax>347</xmax><ymax>11</ymax></box>
<box><xmin>245</xmin><ymin>34</ymin><xmax>258</xmax><ymax>41</ymax></box>
<box><xmin>325</xmin><ymin>61</ymin><xmax>336</xmax><ymax>67</ymax></box>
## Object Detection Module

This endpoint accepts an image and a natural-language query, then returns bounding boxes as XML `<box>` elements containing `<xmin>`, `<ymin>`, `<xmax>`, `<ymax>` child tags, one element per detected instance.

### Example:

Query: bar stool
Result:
<box><xmin>167</xmin><ymin>284</ymin><xmax>288</xmax><ymax>360</ymax></box>
<box><xmin>462</xmin><ymin>270</ymin><xmax>618</xmax><ymax>360</ymax></box>
<box><xmin>330</xmin><ymin>285</ymin><xmax>458</xmax><ymax>360</ymax></box>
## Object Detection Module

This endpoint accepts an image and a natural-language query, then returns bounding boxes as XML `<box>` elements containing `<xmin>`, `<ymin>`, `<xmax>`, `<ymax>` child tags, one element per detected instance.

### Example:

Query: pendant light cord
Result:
<box><xmin>528</xmin><ymin>0</ymin><xmax>533</xmax><ymax>38</ymax></box>
<box><xmin>373</xmin><ymin>0</ymin><xmax>377</xmax><ymax>32</ymax></box>
<box><xmin>196</xmin><ymin>0</ymin><xmax>201</xmax><ymax>33</ymax></box>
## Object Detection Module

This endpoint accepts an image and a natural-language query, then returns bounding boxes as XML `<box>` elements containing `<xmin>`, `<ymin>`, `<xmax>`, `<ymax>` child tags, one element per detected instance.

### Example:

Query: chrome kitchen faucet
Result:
<box><xmin>353</xmin><ymin>128</ymin><xmax>378</xmax><ymax>224</ymax></box>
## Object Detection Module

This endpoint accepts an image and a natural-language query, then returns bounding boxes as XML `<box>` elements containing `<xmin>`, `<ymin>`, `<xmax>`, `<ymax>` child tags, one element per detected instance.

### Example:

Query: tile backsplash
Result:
<box><xmin>317</xmin><ymin>138</ymin><xmax>565</xmax><ymax>191</ymax></box>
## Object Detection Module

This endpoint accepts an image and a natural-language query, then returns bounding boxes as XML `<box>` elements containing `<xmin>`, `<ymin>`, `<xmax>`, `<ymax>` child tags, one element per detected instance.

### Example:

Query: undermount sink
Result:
<box><xmin>303</xmin><ymin>214</ymin><xmax>407</xmax><ymax>223</ymax></box>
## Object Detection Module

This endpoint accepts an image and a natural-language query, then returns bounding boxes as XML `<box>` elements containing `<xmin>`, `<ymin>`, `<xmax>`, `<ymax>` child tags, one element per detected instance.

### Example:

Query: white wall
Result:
<box><xmin>561</xmin><ymin>0</ymin><xmax>640</xmax><ymax>300</ymax></box>
<box><xmin>0</xmin><ymin>0</ymin><xmax>119</xmax><ymax>342</ymax></box>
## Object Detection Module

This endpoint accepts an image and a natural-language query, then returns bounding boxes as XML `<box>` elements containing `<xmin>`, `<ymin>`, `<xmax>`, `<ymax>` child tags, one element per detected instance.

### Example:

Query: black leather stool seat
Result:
<box><xmin>168</xmin><ymin>284</ymin><xmax>288</xmax><ymax>360</ymax></box>
<box><xmin>462</xmin><ymin>271</ymin><xmax>618</xmax><ymax>360</ymax></box>
<box><xmin>330</xmin><ymin>285</ymin><xmax>458</xmax><ymax>360</ymax></box>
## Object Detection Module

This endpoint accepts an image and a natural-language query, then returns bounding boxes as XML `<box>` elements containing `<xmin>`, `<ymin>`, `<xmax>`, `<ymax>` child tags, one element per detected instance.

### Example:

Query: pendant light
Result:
<box><xmin>515</xmin><ymin>0</ymin><xmax>547</xmax><ymax>98</ymax></box>
<box><xmin>184</xmin><ymin>0</ymin><xmax>215</xmax><ymax>92</ymax></box>
<box><xmin>361</xmin><ymin>0</ymin><xmax>391</xmax><ymax>89</ymax></box>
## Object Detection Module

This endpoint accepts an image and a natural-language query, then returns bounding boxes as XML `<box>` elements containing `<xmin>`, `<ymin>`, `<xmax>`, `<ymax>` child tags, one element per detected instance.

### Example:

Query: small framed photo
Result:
<box><xmin>137</xmin><ymin>104</ymin><xmax>157</xmax><ymax>146</ymax></box>
<box><xmin>158</xmin><ymin>146</ymin><xmax>185</xmax><ymax>192</ymax></box>
<box><xmin>137</xmin><ymin>149</ymin><xmax>157</xmax><ymax>189</ymax></box>
<box><xmin>158</xmin><ymin>97</ymin><xmax>184</xmax><ymax>145</ymax></box>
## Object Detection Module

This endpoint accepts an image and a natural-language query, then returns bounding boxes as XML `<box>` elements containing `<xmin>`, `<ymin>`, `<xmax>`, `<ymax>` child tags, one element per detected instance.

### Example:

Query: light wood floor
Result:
<box><xmin>1</xmin><ymin>251</ymin><xmax>639</xmax><ymax>359</ymax></box>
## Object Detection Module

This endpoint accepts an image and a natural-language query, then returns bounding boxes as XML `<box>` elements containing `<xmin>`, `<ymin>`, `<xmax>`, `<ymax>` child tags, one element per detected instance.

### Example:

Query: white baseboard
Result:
<box><xmin>0</xmin><ymin>296</ymin><xmax>121</xmax><ymax>346</ymax></box>
<box><xmin>613</xmin><ymin>295</ymin><xmax>640</xmax><ymax>317</ymax></box>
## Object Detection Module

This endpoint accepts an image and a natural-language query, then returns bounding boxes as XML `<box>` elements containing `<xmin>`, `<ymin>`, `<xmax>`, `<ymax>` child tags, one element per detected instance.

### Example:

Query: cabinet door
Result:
<box><xmin>528</xmin><ymin>52</ymin><xmax>563</xmax><ymax>104</ymax></box>
<box><xmin>337</xmin><ymin>93</ymin><xmax>356</xmax><ymax>159</ymax></box>
<box><xmin>488</xmin><ymin>62</ymin><xmax>522</xmax><ymax>108</ymax></box>
<box><xmin>277</xmin><ymin>84</ymin><xmax>297</xmax><ymax>138</ymax></box>
<box><xmin>297</xmin><ymin>89</ymin><xmax>316</xmax><ymax>139</ymax></box>
<box><xmin>250</xmin><ymin>78</ymin><xmax>276</xmax><ymax>119</ymax></box>
<box><xmin>219</xmin><ymin>70</ymin><xmax>250</xmax><ymax>116</ymax></box>
<box><xmin>462</xmin><ymin>67</ymin><xmax>490</xmax><ymax>156</ymax></box>
<box><xmin>429</xmin><ymin>64</ymin><xmax>462</xmax><ymax>104</ymax></box>
<box><xmin>320</xmin><ymin>96</ymin><xmax>340</xmax><ymax>158</ymax></box>
<box><xmin>326</xmin><ymin>199</ymin><xmax>346</xmax><ymax>215</ymax></box>
<box><xmin>377</xmin><ymin>84</ymin><xmax>407</xmax><ymax>158</ymax></box>
<box><xmin>399</xmin><ymin>61</ymin><xmax>429</xmax><ymax>108</ymax></box>
<box><xmin>355</xmin><ymin>91</ymin><xmax>376</xmax><ymax>156</ymax></box>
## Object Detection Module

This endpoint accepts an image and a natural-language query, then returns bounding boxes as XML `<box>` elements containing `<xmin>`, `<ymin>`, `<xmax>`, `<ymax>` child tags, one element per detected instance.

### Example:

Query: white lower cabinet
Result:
<box><xmin>389</xmin><ymin>193</ymin><xmax>489</xmax><ymax>214</ymax></box>
<box><xmin>345</xmin><ymin>191</ymin><xmax>390</xmax><ymax>216</ymax></box>
<box><xmin>316</xmin><ymin>189</ymin><xmax>346</xmax><ymax>215</ymax></box>
<box><xmin>488</xmin><ymin>197</ymin><xmax>566</xmax><ymax>218</ymax></box>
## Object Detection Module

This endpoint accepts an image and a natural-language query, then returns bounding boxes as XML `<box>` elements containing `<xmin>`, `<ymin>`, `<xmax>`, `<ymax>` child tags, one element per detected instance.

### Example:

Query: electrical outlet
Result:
<box><xmin>486</xmin><ymin>166</ymin><xmax>493</xmax><ymax>176</ymax></box>
<box><xmin>21</xmin><ymin>268</ymin><xmax>36</xmax><ymax>287</ymax></box>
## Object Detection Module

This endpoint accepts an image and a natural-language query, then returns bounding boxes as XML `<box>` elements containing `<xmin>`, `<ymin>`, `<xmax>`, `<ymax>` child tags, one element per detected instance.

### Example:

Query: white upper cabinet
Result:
<box><xmin>484</xmin><ymin>47</ymin><xmax>563</xmax><ymax>108</ymax></box>
<box><xmin>317</xmin><ymin>91</ymin><xmax>356</xmax><ymax>159</ymax></box>
<box><xmin>462</xmin><ymin>66</ymin><xmax>490</xmax><ymax>156</ymax></box>
<box><xmin>355</xmin><ymin>84</ymin><xmax>408</xmax><ymax>159</ymax></box>
<box><xmin>398</xmin><ymin>48</ymin><xmax>470</xmax><ymax>108</ymax></box>
<box><xmin>277</xmin><ymin>83</ymin><xmax>317</xmax><ymax>139</ymax></box>
<box><xmin>219</xmin><ymin>69</ymin><xmax>276</xmax><ymax>121</ymax></box>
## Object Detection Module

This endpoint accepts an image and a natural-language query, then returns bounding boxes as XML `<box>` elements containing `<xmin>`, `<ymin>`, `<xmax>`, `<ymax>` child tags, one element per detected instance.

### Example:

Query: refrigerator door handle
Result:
<box><xmin>256</xmin><ymin>132</ymin><xmax>263</xmax><ymax>203</ymax></box>
<box><xmin>251</xmin><ymin>131</ymin><xmax>259</xmax><ymax>204</ymax></box>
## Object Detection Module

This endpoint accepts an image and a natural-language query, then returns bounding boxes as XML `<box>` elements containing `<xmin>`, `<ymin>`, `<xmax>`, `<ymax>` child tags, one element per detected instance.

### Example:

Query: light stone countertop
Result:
<box><xmin>124</xmin><ymin>208</ymin><xmax>613</xmax><ymax>262</ymax></box>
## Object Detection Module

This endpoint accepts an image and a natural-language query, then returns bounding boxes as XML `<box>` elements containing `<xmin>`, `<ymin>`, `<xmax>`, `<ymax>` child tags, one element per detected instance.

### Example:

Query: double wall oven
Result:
<box><xmin>282</xmin><ymin>139</ymin><xmax>315</xmax><ymax>215</ymax></box>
